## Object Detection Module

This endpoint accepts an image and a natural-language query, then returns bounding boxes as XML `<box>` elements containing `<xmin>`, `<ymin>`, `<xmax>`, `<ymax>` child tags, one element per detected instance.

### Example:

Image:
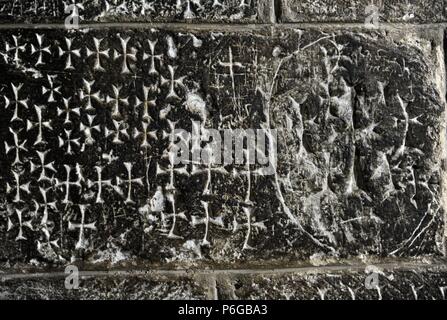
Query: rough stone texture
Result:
<box><xmin>0</xmin><ymin>273</ymin><xmax>208</xmax><ymax>299</ymax></box>
<box><xmin>0</xmin><ymin>0</ymin><xmax>268</xmax><ymax>23</ymax></box>
<box><xmin>2</xmin><ymin>266</ymin><xmax>447</xmax><ymax>300</ymax></box>
<box><xmin>280</xmin><ymin>0</ymin><xmax>445</xmax><ymax>23</ymax></box>
<box><xmin>0</xmin><ymin>27</ymin><xmax>444</xmax><ymax>271</ymax></box>
<box><xmin>0</xmin><ymin>1</ymin><xmax>447</xmax><ymax>301</ymax></box>
<box><xmin>218</xmin><ymin>267</ymin><xmax>447</xmax><ymax>300</ymax></box>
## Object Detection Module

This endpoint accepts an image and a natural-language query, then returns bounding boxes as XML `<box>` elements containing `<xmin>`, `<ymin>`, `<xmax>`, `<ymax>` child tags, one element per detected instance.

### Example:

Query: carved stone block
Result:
<box><xmin>280</xmin><ymin>0</ymin><xmax>444</xmax><ymax>23</ymax></box>
<box><xmin>0</xmin><ymin>0</ymin><xmax>269</xmax><ymax>23</ymax></box>
<box><xmin>0</xmin><ymin>27</ymin><xmax>445</xmax><ymax>269</ymax></box>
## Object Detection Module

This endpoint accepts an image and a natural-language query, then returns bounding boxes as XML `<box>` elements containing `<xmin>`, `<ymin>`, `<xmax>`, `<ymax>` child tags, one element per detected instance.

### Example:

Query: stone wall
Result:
<box><xmin>0</xmin><ymin>0</ymin><xmax>446</xmax><ymax>300</ymax></box>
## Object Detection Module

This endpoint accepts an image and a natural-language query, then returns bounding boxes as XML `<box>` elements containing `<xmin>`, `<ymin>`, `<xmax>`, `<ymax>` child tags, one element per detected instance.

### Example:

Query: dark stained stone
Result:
<box><xmin>0</xmin><ymin>26</ymin><xmax>445</xmax><ymax>270</ymax></box>
<box><xmin>0</xmin><ymin>0</ymin><xmax>267</xmax><ymax>24</ymax></box>
<box><xmin>280</xmin><ymin>0</ymin><xmax>444</xmax><ymax>23</ymax></box>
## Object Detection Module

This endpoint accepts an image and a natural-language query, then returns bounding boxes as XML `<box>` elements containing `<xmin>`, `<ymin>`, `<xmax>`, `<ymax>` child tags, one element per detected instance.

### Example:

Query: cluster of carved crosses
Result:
<box><xmin>1</xmin><ymin>0</ymin><xmax>254</xmax><ymax>20</ymax></box>
<box><xmin>0</xmin><ymin>31</ymin><xmax>266</xmax><ymax>256</ymax></box>
<box><xmin>95</xmin><ymin>0</ymin><xmax>254</xmax><ymax>19</ymax></box>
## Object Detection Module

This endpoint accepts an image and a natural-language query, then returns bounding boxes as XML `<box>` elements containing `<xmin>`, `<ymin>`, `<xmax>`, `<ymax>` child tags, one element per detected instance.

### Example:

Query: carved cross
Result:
<box><xmin>86</xmin><ymin>37</ymin><xmax>110</xmax><ymax>72</ymax></box>
<box><xmin>68</xmin><ymin>204</ymin><xmax>96</xmax><ymax>250</ymax></box>
<box><xmin>5</xmin><ymin>35</ymin><xmax>26</xmax><ymax>65</ymax></box>
<box><xmin>26</xmin><ymin>104</ymin><xmax>52</xmax><ymax>145</ymax></box>
<box><xmin>80</xmin><ymin>114</ymin><xmax>101</xmax><ymax>146</ymax></box>
<box><xmin>105</xmin><ymin>119</ymin><xmax>129</xmax><ymax>145</ymax></box>
<box><xmin>79</xmin><ymin>79</ymin><xmax>101</xmax><ymax>111</ymax></box>
<box><xmin>135</xmin><ymin>0</ymin><xmax>155</xmax><ymax>15</ymax></box>
<box><xmin>34</xmin><ymin>187</ymin><xmax>57</xmax><ymax>226</ymax></box>
<box><xmin>116</xmin><ymin>162</ymin><xmax>144</xmax><ymax>204</ymax></box>
<box><xmin>106</xmin><ymin>85</ymin><xmax>128</xmax><ymax>118</ymax></box>
<box><xmin>58</xmin><ymin>129</ymin><xmax>80</xmax><ymax>155</ymax></box>
<box><xmin>161</xmin><ymin>65</ymin><xmax>186</xmax><ymax>100</ymax></box>
<box><xmin>57</xmin><ymin>97</ymin><xmax>80</xmax><ymax>124</ymax></box>
<box><xmin>176</xmin><ymin>0</ymin><xmax>202</xmax><ymax>19</ymax></box>
<box><xmin>30</xmin><ymin>150</ymin><xmax>56</xmax><ymax>182</ymax></box>
<box><xmin>5</xmin><ymin>83</ymin><xmax>28</xmax><ymax>122</ymax></box>
<box><xmin>135</xmin><ymin>85</ymin><xmax>157</xmax><ymax>122</ymax></box>
<box><xmin>143</xmin><ymin>40</ymin><xmax>162</xmax><ymax>75</ymax></box>
<box><xmin>157</xmin><ymin>120</ymin><xmax>190</xmax><ymax>190</ymax></box>
<box><xmin>8</xmin><ymin>208</ymin><xmax>33</xmax><ymax>241</ymax></box>
<box><xmin>87</xmin><ymin>166</ymin><xmax>112</xmax><ymax>204</ymax></box>
<box><xmin>191</xmin><ymin>144</ymin><xmax>228</xmax><ymax>196</ymax></box>
<box><xmin>133</xmin><ymin>122</ymin><xmax>157</xmax><ymax>150</ymax></box>
<box><xmin>163</xmin><ymin>192</ymin><xmax>187</xmax><ymax>239</ymax></box>
<box><xmin>42</xmin><ymin>75</ymin><xmax>62</xmax><ymax>103</ymax></box>
<box><xmin>191</xmin><ymin>201</ymin><xmax>224</xmax><ymax>246</ymax></box>
<box><xmin>55</xmin><ymin>164</ymin><xmax>83</xmax><ymax>204</ymax></box>
<box><xmin>6</xmin><ymin>170</ymin><xmax>31</xmax><ymax>203</ymax></box>
<box><xmin>157</xmin><ymin>152</ymin><xmax>189</xmax><ymax>192</ymax></box>
<box><xmin>30</xmin><ymin>33</ymin><xmax>51</xmax><ymax>66</ymax></box>
<box><xmin>218</xmin><ymin>47</ymin><xmax>244</xmax><ymax>107</ymax></box>
<box><xmin>5</xmin><ymin>128</ymin><xmax>27</xmax><ymax>165</ymax></box>
<box><xmin>58</xmin><ymin>37</ymin><xmax>81</xmax><ymax>70</ymax></box>
<box><xmin>113</xmin><ymin>35</ymin><xmax>137</xmax><ymax>74</ymax></box>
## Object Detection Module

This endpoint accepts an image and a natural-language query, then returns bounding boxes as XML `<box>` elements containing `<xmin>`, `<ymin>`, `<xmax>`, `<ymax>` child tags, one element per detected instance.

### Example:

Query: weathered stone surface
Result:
<box><xmin>0</xmin><ymin>0</ymin><xmax>267</xmax><ymax>23</ymax></box>
<box><xmin>0</xmin><ymin>26</ymin><xmax>445</xmax><ymax>270</ymax></box>
<box><xmin>280</xmin><ymin>0</ymin><xmax>444</xmax><ymax>23</ymax></box>
<box><xmin>217</xmin><ymin>267</ymin><xmax>447</xmax><ymax>300</ymax></box>
<box><xmin>0</xmin><ymin>273</ymin><xmax>208</xmax><ymax>299</ymax></box>
<box><xmin>1</xmin><ymin>266</ymin><xmax>447</xmax><ymax>300</ymax></box>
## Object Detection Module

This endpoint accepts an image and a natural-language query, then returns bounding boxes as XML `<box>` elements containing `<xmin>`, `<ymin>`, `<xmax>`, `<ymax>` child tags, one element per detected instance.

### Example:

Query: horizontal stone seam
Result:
<box><xmin>0</xmin><ymin>22</ymin><xmax>447</xmax><ymax>30</ymax></box>
<box><xmin>2</xmin><ymin>262</ymin><xmax>447</xmax><ymax>281</ymax></box>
